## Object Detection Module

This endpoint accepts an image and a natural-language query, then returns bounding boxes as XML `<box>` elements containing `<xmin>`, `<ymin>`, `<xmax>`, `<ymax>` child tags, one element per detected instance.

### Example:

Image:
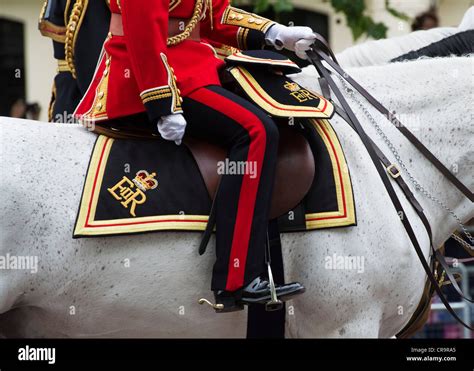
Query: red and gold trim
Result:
<box><xmin>39</xmin><ymin>1</ymin><xmax>67</xmax><ymax>43</ymax></box>
<box><xmin>75</xmin><ymin>49</ymin><xmax>110</xmax><ymax>123</ymax></box>
<box><xmin>39</xmin><ymin>21</ymin><xmax>67</xmax><ymax>43</ymax></box>
<box><xmin>229</xmin><ymin>66</ymin><xmax>334</xmax><ymax>118</ymax></box>
<box><xmin>208</xmin><ymin>42</ymin><xmax>240</xmax><ymax>61</ymax></box>
<box><xmin>222</xmin><ymin>6</ymin><xmax>275</xmax><ymax>33</ymax></box>
<box><xmin>305</xmin><ymin>119</ymin><xmax>356</xmax><ymax>229</ymax></box>
<box><xmin>74</xmin><ymin>136</ymin><xmax>209</xmax><ymax>236</ymax></box>
<box><xmin>226</xmin><ymin>51</ymin><xmax>299</xmax><ymax>69</ymax></box>
<box><xmin>75</xmin><ymin>122</ymin><xmax>355</xmax><ymax>237</ymax></box>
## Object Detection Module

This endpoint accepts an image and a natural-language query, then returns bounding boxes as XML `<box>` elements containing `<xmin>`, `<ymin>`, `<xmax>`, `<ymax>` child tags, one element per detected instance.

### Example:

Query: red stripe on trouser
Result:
<box><xmin>189</xmin><ymin>88</ymin><xmax>266</xmax><ymax>291</ymax></box>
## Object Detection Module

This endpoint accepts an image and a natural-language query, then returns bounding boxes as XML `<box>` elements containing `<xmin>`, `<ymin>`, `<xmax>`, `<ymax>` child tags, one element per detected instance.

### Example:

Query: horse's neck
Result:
<box><xmin>408</xmin><ymin>115</ymin><xmax>473</xmax><ymax>247</ymax></box>
<box><xmin>343</xmin><ymin>58</ymin><xmax>473</xmax><ymax>248</ymax></box>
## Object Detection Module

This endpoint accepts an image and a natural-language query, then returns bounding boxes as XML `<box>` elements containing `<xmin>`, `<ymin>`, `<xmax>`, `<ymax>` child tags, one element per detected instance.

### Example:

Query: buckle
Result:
<box><xmin>387</xmin><ymin>164</ymin><xmax>401</xmax><ymax>179</ymax></box>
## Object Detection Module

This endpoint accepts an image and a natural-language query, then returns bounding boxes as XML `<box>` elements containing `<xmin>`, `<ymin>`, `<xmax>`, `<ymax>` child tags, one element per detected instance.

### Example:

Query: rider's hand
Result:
<box><xmin>265</xmin><ymin>24</ymin><xmax>316</xmax><ymax>60</ymax></box>
<box><xmin>157</xmin><ymin>113</ymin><xmax>187</xmax><ymax>145</ymax></box>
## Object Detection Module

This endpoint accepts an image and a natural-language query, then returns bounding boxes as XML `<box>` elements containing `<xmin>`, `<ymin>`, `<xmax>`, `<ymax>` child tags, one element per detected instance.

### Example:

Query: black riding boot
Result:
<box><xmin>212</xmin><ymin>276</ymin><xmax>305</xmax><ymax>313</ymax></box>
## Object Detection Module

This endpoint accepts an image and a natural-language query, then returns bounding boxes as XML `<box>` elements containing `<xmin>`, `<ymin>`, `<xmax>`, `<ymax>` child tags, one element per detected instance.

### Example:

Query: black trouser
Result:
<box><xmin>50</xmin><ymin>72</ymin><xmax>82</xmax><ymax>122</ymax></box>
<box><xmin>183</xmin><ymin>85</ymin><xmax>279</xmax><ymax>291</ymax></box>
<box><xmin>106</xmin><ymin>85</ymin><xmax>279</xmax><ymax>292</ymax></box>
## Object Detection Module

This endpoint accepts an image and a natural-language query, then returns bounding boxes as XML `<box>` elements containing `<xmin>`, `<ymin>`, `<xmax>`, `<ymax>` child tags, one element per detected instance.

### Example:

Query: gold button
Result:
<box><xmin>229</xmin><ymin>14</ymin><xmax>236</xmax><ymax>20</ymax></box>
<box><xmin>106</xmin><ymin>59</ymin><xmax>111</xmax><ymax>66</ymax></box>
<box><xmin>236</xmin><ymin>15</ymin><xmax>244</xmax><ymax>21</ymax></box>
<box><xmin>248</xmin><ymin>18</ymin><xmax>255</xmax><ymax>24</ymax></box>
<box><xmin>98</xmin><ymin>91</ymin><xmax>104</xmax><ymax>99</ymax></box>
<box><xmin>255</xmin><ymin>20</ymin><xmax>263</xmax><ymax>25</ymax></box>
<box><xmin>96</xmin><ymin>102</ymin><xmax>103</xmax><ymax>110</ymax></box>
<box><xmin>103</xmin><ymin>69</ymin><xmax>108</xmax><ymax>76</ymax></box>
<box><xmin>179</xmin><ymin>97</ymin><xmax>184</xmax><ymax>103</ymax></box>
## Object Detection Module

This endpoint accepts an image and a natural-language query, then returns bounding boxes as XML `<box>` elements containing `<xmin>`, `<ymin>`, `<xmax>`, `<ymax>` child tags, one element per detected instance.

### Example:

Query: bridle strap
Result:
<box><xmin>307</xmin><ymin>48</ymin><xmax>473</xmax><ymax>330</ymax></box>
<box><xmin>333</xmin><ymin>104</ymin><xmax>473</xmax><ymax>306</ymax></box>
<box><xmin>311</xmin><ymin>40</ymin><xmax>474</xmax><ymax>202</ymax></box>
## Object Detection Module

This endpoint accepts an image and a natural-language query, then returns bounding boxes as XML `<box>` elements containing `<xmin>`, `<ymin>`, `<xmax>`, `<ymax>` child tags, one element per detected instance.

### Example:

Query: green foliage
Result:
<box><xmin>273</xmin><ymin>0</ymin><xmax>293</xmax><ymax>13</ymax></box>
<box><xmin>330</xmin><ymin>0</ymin><xmax>388</xmax><ymax>40</ymax></box>
<box><xmin>233</xmin><ymin>0</ymin><xmax>294</xmax><ymax>16</ymax></box>
<box><xmin>384</xmin><ymin>0</ymin><xmax>410</xmax><ymax>22</ymax></box>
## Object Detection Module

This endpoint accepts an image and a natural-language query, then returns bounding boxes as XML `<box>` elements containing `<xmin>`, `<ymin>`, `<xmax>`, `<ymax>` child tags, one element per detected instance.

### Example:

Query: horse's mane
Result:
<box><xmin>351</xmin><ymin>56</ymin><xmax>473</xmax><ymax>93</ymax></box>
<box><xmin>336</xmin><ymin>6</ymin><xmax>473</xmax><ymax>68</ymax></box>
<box><xmin>296</xmin><ymin>55</ymin><xmax>472</xmax><ymax>90</ymax></box>
<box><xmin>336</xmin><ymin>27</ymin><xmax>458</xmax><ymax>68</ymax></box>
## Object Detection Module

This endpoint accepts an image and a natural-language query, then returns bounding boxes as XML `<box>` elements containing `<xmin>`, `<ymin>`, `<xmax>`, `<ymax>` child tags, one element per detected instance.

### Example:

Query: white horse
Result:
<box><xmin>337</xmin><ymin>6</ymin><xmax>473</xmax><ymax>67</ymax></box>
<box><xmin>0</xmin><ymin>56</ymin><xmax>472</xmax><ymax>338</ymax></box>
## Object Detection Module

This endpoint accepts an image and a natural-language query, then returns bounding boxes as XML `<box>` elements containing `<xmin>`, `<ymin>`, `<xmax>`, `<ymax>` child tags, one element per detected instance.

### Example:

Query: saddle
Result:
<box><xmin>75</xmin><ymin>50</ymin><xmax>355</xmax><ymax>238</ymax></box>
<box><xmin>92</xmin><ymin>121</ymin><xmax>315</xmax><ymax>220</ymax></box>
<box><xmin>88</xmin><ymin>50</ymin><xmax>340</xmax><ymax>219</ymax></box>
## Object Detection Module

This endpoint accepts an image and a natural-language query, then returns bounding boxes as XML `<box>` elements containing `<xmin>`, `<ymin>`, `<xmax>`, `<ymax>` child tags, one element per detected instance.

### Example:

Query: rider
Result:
<box><xmin>39</xmin><ymin>0</ymin><xmax>110</xmax><ymax>122</ymax></box>
<box><xmin>75</xmin><ymin>0</ymin><xmax>317</xmax><ymax>311</ymax></box>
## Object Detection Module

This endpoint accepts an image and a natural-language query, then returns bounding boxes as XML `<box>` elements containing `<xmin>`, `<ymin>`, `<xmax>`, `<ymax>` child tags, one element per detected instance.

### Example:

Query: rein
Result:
<box><xmin>306</xmin><ymin>43</ymin><xmax>473</xmax><ymax>331</ymax></box>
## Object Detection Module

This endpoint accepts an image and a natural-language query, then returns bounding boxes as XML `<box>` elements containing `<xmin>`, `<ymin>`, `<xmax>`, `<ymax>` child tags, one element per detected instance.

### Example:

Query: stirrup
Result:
<box><xmin>265</xmin><ymin>263</ymin><xmax>283</xmax><ymax>311</ymax></box>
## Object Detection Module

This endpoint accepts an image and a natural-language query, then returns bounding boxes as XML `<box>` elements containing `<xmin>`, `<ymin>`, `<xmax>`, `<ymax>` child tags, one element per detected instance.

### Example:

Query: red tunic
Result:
<box><xmin>74</xmin><ymin>0</ymin><xmax>275</xmax><ymax>123</ymax></box>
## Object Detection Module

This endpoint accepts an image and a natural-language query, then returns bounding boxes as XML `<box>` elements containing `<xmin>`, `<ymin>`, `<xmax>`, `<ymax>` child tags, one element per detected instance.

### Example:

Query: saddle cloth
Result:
<box><xmin>74</xmin><ymin>118</ymin><xmax>356</xmax><ymax>237</ymax></box>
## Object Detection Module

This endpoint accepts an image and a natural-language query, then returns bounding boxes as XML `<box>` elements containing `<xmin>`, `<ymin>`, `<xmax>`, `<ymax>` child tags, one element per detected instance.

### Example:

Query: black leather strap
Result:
<box><xmin>307</xmin><ymin>48</ymin><xmax>473</xmax><ymax>331</ymax></box>
<box><xmin>332</xmin><ymin>106</ymin><xmax>431</xmax><ymax>240</ymax></box>
<box><xmin>247</xmin><ymin>219</ymin><xmax>286</xmax><ymax>338</ymax></box>
<box><xmin>435</xmin><ymin>249</ymin><xmax>474</xmax><ymax>303</ymax></box>
<box><xmin>311</xmin><ymin>41</ymin><xmax>474</xmax><ymax>202</ymax></box>
<box><xmin>198</xmin><ymin>179</ymin><xmax>220</xmax><ymax>255</ymax></box>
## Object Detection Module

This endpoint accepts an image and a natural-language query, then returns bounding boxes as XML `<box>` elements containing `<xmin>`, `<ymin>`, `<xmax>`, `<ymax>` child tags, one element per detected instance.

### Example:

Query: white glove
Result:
<box><xmin>157</xmin><ymin>113</ymin><xmax>187</xmax><ymax>145</ymax></box>
<box><xmin>265</xmin><ymin>23</ymin><xmax>316</xmax><ymax>60</ymax></box>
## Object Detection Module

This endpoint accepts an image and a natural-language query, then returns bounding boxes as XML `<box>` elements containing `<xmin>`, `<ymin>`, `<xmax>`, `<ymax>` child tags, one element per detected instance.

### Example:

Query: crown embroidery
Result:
<box><xmin>284</xmin><ymin>81</ymin><xmax>318</xmax><ymax>103</ymax></box>
<box><xmin>133</xmin><ymin>170</ymin><xmax>158</xmax><ymax>192</ymax></box>
<box><xmin>283</xmin><ymin>81</ymin><xmax>301</xmax><ymax>92</ymax></box>
<box><xmin>107</xmin><ymin>170</ymin><xmax>158</xmax><ymax>217</ymax></box>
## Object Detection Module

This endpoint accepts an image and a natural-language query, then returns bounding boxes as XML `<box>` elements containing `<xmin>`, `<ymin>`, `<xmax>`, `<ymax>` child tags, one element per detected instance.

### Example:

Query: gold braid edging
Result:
<box><xmin>167</xmin><ymin>0</ymin><xmax>204</xmax><ymax>46</ymax></box>
<box><xmin>65</xmin><ymin>0</ymin><xmax>88</xmax><ymax>79</ymax></box>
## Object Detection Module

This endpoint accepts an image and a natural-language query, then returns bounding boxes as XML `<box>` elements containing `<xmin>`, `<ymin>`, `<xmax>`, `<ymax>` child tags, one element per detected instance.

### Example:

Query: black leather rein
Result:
<box><xmin>306</xmin><ymin>44</ymin><xmax>473</xmax><ymax>331</ymax></box>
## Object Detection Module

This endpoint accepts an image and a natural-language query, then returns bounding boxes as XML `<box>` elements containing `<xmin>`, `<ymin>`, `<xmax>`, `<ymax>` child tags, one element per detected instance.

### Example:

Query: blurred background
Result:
<box><xmin>0</xmin><ymin>0</ymin><xmax>472</xmax><ymax>339</ymax></box>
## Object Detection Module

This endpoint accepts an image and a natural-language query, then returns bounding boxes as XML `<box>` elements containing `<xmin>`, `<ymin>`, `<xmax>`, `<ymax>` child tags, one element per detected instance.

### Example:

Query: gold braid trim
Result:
<box><xmin>167</xmin><ymin>0</ymin><xmax>204</xmax><ymax>46</ymax></box>
<box><xmin>39</xmin><ymin>1</ymin><xmax>67</xmax><ymax>43</ymax></box>
<box><xmin>48</xmin><ymin>80</ymin><xmax>57</xmax><ymax>122</ymax></box>
<box><xmin>57</xmin><ymin>59</ymin><xmax>71</xmax><ymax>72</ymax></box>
<box><xmin>39</xmin><ymin>1</ymin><xmax>48</xmax><ymax>23</ymax></box>
<box><xmin>65</xmin><ymin>0</ymin><xmax>89</xmax><ymax>79</ymax></box>
<box><xmin>64</xmin><ymin>0</ymin><xmax>72</xmax><ymax>25</ymax></box>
